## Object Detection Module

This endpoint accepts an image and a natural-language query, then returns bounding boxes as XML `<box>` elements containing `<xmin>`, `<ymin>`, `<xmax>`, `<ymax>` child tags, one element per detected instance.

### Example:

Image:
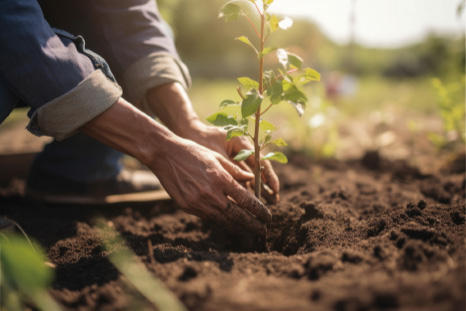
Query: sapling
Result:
<box><xmin>208</xmin><ymin>0</ymin><xmax>320</xmax><ymax>200</ymax></box>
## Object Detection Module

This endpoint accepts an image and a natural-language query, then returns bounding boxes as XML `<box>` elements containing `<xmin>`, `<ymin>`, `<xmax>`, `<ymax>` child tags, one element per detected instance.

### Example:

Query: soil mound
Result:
<box><xmin>1</xmin><ymin>153</ymin><xmax>464</xmax><ymax>311</ymax></box>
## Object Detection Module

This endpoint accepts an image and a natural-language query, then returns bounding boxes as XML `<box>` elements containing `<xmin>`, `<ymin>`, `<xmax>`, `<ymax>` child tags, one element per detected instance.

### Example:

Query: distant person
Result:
<box><xmin>0</xmin><ymin>0</ymin><xmax>279</xmax><ymax>234</ymax></box>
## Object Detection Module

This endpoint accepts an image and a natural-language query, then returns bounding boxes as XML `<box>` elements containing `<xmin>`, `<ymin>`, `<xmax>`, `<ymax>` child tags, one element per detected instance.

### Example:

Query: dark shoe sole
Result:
<box><xmin>25</xmin><ymin>188</ymin><xmax>171</xmax><ymax>205</ymax></box>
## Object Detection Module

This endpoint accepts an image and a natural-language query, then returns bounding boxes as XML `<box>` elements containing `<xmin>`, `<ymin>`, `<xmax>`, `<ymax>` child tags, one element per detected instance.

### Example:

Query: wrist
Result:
<box><xmin>146</xmin><ymin>83</ymin><xmax>208</xmax><ymax>138</ymax></box>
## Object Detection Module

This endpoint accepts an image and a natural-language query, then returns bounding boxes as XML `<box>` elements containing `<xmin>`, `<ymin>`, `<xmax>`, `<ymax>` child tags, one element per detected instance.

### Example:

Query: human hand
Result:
<box><xmin>185</xmin><ymin>122</ymin><xmax>280</xmax><ymax>203</ymax></box>
<box><xmin>147</xmin><ymin>137</ymin><xmax>272</xmax><ymax>235</ymax></box>
<box><xmin>144</xmin><ymin>83</ymin><xmax>279</xmax><ymax>203</ymax></box>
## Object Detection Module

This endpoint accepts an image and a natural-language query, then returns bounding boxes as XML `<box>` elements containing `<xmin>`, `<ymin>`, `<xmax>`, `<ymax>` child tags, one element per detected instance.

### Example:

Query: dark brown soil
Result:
<box><xmin>1</xmin><ymin>152</ymin><xmax>465</xmax><ymax>311</ymax></box>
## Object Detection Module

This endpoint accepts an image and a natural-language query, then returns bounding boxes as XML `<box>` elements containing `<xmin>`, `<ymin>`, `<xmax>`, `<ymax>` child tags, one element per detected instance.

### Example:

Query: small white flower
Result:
<box><xmin>278</xmin><ymin>17</ymin><xmax>293</xmax><ymax>30</ymax></box>
<box><xmin>276</xmin><ymin>48</ymin><xmax>288</xmax><ymax>68</ymax></box>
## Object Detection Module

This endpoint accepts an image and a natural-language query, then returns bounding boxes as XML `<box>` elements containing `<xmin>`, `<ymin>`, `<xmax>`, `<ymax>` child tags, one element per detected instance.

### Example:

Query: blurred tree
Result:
<box><xmin>384</xmin><ymin>34</ymin><xmax>464</xmax><ymax>78</ymax></box>
<box><xmin>158</xmin><ymin>0</ymin><xmax>324</xmax><ymax>78</ymax></box>
<box><xmin>158</xmin><ymin>0</ymin><xmax>464</xmax><ymax>80</ymax></box>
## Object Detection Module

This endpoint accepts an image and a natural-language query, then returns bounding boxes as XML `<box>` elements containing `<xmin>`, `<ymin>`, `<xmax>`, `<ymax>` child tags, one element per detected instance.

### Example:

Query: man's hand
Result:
<box><xmin>183</xmin><ymin>124</ymin><xmax>280</xmax><ymax>203</ymax></box>
<box><xmin>81</xmin><ymin>98</ymin><xmax>271</xmax><ymax>235</ymax></box>
<box><xmin>148</xmin><ymin>138</ymin><xmax>272</xmax><ymax>234</ymax></box>
<box><xmin>146</xmin><ymin>83</ymin><xmax>280</xmax><ymax>203</ymax></box>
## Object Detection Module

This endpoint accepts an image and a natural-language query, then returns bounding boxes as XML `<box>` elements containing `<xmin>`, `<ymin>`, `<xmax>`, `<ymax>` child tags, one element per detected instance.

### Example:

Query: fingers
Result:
<box><xmin>208</xmin><ymin>200</ymin><xmax>267</xmax><ymax>236</ymax></box>
<box><xmin>217</xmin><ymin>155</ymin><xmax>254</xmax><ymax>181</ymax></box>
<box><xmin>261</xmin><ymin>160</ymin><xmax>280</xmax><ymax>195</ymax></box>
<box><xmin>236</xmin><ymin>160</ymin><xmax>252</xmax><ymax>174</ymax></box>
<box><xmin>225</xmin><ymin>180</ymin><xmax>272</xmax><ymax>223</ymax></box>
<box><xmin>260</xmin><ymin>182</ymin><xmax>278</xmax><ymax>204</ymax></box>
<box><xmin>245</xmin><ymin>156</ymin><xmax>280</xmax><ymax>203</ymax></box>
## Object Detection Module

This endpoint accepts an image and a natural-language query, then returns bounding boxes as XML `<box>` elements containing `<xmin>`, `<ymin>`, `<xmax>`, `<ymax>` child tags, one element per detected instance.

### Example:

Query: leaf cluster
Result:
<box><xmin>428</xmin><ymin>77</ymin><xmax>466</xmax><ymax>149</ymax></box>
<box><xmin>210</xmin><ymin>0</ymin><xmax>320</xmax><ymax>166</ymax></box>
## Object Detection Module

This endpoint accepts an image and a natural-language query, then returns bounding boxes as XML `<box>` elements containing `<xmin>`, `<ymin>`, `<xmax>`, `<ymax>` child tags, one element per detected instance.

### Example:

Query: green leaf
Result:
<box><xmin>219</xmin><ymin>99</ymin><xmax>239</xmax><ymax>109</ymax></box>
<box><xmin>283</xmin><ymin>82</ymin><xmax>307</xmax><ymax>116</ymax></box>
<box><xmin>238</xmin><ymin>77</ymin><xmax>259</xmax><ymax>89</ymax></box>
<box><xmin>268</xmin><ymin>14</ymin><xmax>279</xmax><ymax>32</ymax></box>
<box><xmin>206</xmin><ymin>112</ymin><xmax>238</xmax><ymax>126</ymax></box>
<box><xmin>262</xmin><ymin>152</ymin><xmax>288</xmax><ymax>163</ymax></box>
<box><xmin>227</xmin><ymin>128</ymin><xmax>245</xmax><ymax>140</ymax></box>
<box><xmin>1</xmin><ymin>234</ymin><xmax>53</xmax><ymax>293</ymax></box>
<box><xmin>288</xmin><ymin>53</ymin><xmax>303</xmax><ymax>69</ymax></box>
<box><xmin>241</xmin><ymin>89</ymin><xmax>263</xmax><ymax>118</ymax></box>
<box><xmin>276</xmin><ymin>49</ymin><xmax>303</xmax><ymax>69</ymax></box>
<box><xmin>271</xmin><ymin>138</ymin><xmax>288</xmax><ymax>146</ymax></box>
<box><xmin>299</xmin><ymin>68</ymin><xmax>320</xmax><ymax>84</ymax></box>
<box><xmin>267</xmin><ymin>80</ymin><xmax>283</xmax><ymax>104</ymax></box>
<box><xmin>263</xmin><ymin>133</ymin><xmax>272</xmax><ymax>146</ymax></box>
<box><xmin>0</xmin><ymin>233</ymin><xmax>62</xmax><ymax>311</ymax></box>
<box><xmin>235</xmin><ymin>36</ymin><xmax>258</xmax><ymax>55</ymax></box>
<box><xmin>219</xmin><ymin>3</ymin><xmax>244</xmax><ymax>22</ymax></box>
<box><xmin>278</xmin><ymin>68</ymin><xmax>292</xmax><ymax>83</ymax></box>
<box><xmin>259</xmin><ymin>119</ymin><xmax>275</xmax><ymax>132</ymax></box>
<box><xmin>264</xmin><ymin>0</ymin><xmax>274</xmax><ymax>5</ymax></box>
<box><xmin>234</xmin><ymin>149</ymin><xmax>254</xmax><ymax>161</ymax></box>
<box><xmin>284</xmin><ymin>85</ymin><xmax>307</xmax><ymax>104</ymax></box>
<box><xmin>259</xmin><ymin>46</ymin><xmax>277</xmax><ymax>58</ymax></box>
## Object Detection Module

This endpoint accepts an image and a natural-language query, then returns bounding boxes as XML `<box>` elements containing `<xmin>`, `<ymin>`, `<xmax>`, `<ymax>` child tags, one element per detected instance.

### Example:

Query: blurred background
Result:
<box><xmin>156</xmin><ymin>0</ymin><xmax>465</xmax><ymax>171</ymax></box>
<box><xmin>1</xmin><ymin>0</ymin><xmax>464</xmax><ymax>178</ymax></box>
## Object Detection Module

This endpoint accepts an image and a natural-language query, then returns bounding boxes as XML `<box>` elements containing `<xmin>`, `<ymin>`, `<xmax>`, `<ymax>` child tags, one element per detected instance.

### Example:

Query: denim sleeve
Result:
<box><xmin>0</xmin><ymin>0</ymin><xmax>122</xmax><ymax>140</ymax></box>
<box><xmin>38</xmin><ymin>0</ymin><xmax>191</xmax><ymax>109</ymax></box>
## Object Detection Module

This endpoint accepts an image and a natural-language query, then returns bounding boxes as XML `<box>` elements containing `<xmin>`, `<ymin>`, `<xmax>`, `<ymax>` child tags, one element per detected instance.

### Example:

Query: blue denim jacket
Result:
<box><xmin>0</xmin><ymin>0</ymin><xmax>190</xmax><ymax>140</ymax></box>
<box><xmin>53</xmin><ymin>29</ymin><xmax>117</xmax><ymax>82</ymax></box>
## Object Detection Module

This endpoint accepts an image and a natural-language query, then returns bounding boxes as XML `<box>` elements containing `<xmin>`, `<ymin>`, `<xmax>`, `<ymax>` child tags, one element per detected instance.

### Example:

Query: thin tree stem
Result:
<box><xmin>254</xmin><ymin>11</ymin><xmax>265</xmax><ymax>200</ymax></box>
<box><xmin>244</xmin><ymin>15</ymin><xmax>261</xmax><ymax>39</ymax></box>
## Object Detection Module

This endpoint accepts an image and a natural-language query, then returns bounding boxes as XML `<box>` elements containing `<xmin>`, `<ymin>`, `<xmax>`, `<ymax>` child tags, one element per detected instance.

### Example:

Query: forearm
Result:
<box><xmin>80</xmin><ymin>97</ymin><xmax>176</xmax><ymax>167</ymax></box>
<box><xmin>145</xmin><ymin>82</ymin><xmax>280</xmax><ymax>200</ymax></box>
<box><xmin>146</xmin><ymin>82</ymin><xmax>205</xmax><ymax>139</ymax></box>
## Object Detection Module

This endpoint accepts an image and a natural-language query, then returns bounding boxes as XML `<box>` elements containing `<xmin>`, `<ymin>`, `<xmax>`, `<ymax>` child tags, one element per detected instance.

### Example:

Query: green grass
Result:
<box><xmin>189</xmin><ymin>76</ymin><xmax>447</xmax><ymax>119</ymax></box>
<box><xmin>2</xmin><ymin>76</ymin><xmax>462</xmax><ymax>158</ymax></box>
<box><xmin>188</xmin><ymin>75</ymin><xmax>460</xmax><ymax>155</ymax></box>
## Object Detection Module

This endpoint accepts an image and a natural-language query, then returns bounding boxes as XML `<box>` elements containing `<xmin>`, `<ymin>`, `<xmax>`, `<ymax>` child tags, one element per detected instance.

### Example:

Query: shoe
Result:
<box><xmin>25</xmin><ymin>168</ymin><xmax>170</xmax><ymax>204</ymax></box>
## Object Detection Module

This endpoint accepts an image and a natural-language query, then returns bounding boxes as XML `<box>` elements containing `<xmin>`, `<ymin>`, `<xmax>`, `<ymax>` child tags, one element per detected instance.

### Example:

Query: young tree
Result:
<box><xmin>208</xmin><ymin>0</ymin><xmax>320</xmax><ymax>200</ymax></box>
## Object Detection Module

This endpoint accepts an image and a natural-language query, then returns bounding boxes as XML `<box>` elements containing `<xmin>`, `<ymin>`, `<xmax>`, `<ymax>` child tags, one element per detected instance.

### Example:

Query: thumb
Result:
<box><xmin>217</xmin><ymin>156</ymin><xmax>254</xmax><ymax>181</ymax></box>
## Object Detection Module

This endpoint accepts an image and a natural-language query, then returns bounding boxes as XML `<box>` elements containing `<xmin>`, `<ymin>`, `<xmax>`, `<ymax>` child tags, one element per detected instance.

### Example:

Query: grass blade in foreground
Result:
<box><xmin>0</xmin><ymin>233</ymin><xmax>61</xmax><ymax>311</ymax></box>
<box><xmin>96</xmin><ymin>220</ymin><xmax>187</xmax><ymax>311</ymax></box>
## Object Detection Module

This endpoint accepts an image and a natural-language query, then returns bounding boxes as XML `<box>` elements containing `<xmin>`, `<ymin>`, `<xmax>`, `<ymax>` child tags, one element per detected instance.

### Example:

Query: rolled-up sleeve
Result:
<box><xmin>0</xmin><ymin>0</ymin><xmax>122</xmax><ymax>140</ymax></box>
<box><xmin>89</xmin><ymin>0</ymin><xmax>192</xmax><ymax>108</ymax></box>
<box><xmin>122</xmin><ymin>52</ymin><xmax>191</xmax><ymax>110</ymax></box>
<box><xmin>38</xmin><ymin>0</ymin><xmax>191</xmax><ymax>110</ymax></box>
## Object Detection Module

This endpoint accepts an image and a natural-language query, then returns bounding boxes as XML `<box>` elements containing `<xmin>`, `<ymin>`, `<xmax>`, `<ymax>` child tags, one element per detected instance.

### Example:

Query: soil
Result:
<box><xmin>0</xmin><ymin>151</ymin><xmax>465</xmax><ymax>311</ymax></box>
